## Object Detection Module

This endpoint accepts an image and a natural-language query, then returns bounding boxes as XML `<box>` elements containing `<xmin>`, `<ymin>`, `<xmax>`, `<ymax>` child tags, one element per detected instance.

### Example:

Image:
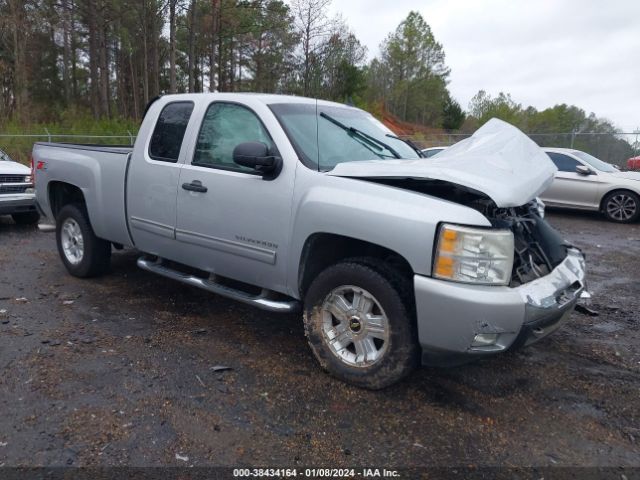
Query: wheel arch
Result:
<box><xmin>297</xmin><ymin>232</ymin><xmax>414</xmax><ymax>298</ymax></box>
<box><xmin>599</xmin><ymin>188</ymin><xmax>640</xmax><ymax>211</ymax></box>
<box><xmin>48</xmin><ymin>181</ymin><xmax>86</xmax><ymax>219</ymax></box>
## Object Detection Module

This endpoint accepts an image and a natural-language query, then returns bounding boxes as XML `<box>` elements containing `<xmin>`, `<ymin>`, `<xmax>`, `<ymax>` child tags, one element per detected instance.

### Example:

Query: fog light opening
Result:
<box><xmin>471</xmin><ymin>333</ymin><xmax>499</xmax><ymax>347</ymax></box>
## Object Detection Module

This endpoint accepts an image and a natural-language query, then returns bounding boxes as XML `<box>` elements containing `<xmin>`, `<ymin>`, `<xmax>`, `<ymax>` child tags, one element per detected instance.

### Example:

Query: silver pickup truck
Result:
<box><xmin>33</xmin><ymin>93</ymin><xmax>586</xmax><ymax>389</ymax></box>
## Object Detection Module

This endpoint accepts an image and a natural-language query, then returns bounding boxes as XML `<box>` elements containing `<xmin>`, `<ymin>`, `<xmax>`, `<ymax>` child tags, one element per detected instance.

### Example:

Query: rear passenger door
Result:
<box><xmin>127</xmin><ymin>100</ymin><xmax>195</xmax><ymax>258</ymax></box>
<box><xmin>174</xmin><ymin>100</ymin><xmax>295</xmax><ymax>293</ymax></box>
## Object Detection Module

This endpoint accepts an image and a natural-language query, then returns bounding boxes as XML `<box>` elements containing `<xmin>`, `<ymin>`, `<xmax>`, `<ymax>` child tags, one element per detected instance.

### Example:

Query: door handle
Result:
<box><xmin>182</xmin><ymin>180</ymin><xmax>208</xmax><ymax>193</ymax></box>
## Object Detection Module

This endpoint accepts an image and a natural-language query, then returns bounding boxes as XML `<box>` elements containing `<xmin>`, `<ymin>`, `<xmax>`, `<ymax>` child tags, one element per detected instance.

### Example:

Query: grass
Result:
<box><xmin>0</xmin><ymin>113</ymin><xmax>140</xmax><ymax>165</ymax></box>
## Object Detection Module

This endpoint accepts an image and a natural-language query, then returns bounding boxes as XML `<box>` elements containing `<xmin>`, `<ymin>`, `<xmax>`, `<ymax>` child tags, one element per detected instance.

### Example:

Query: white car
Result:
<box><xmin>540</xmin><ymin>147</ymin><xmax>640</xmax><ymax>223</ymax></box>
<box><xmin>0</xmin><ymin>148</ymin><xmax>39</xmax><ymax>224</ymax></box>
<box><xmin>421</xmin><ymin>146</ymin><xmax>446</xmax><ymax>158</ymax></box>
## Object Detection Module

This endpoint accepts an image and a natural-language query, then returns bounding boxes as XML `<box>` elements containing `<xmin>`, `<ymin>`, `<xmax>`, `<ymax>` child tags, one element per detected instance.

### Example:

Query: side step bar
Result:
<box><xmin>137</xmin><ymin>256</ymin><xmax>300</xmax><ymax>313</ymax></box>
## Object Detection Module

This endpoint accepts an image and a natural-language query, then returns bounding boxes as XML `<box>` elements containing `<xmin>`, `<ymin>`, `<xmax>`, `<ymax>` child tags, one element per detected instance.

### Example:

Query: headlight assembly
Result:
<box><xmin>433</xmin><ymin>223</ymin><xmax>514</xmax><ymax>286</ymax></box>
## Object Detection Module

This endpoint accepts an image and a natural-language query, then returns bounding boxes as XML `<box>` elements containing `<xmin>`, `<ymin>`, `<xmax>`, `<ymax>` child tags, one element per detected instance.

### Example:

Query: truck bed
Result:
<box><xmin>33</xmin><ymin>142</ymin><xmax>134</xmax><ymax>247</ymax></box>
<box><xmin>34</xmin><ymin>142</ymin><xmax>133</xmax><ymax>154</ymax></box>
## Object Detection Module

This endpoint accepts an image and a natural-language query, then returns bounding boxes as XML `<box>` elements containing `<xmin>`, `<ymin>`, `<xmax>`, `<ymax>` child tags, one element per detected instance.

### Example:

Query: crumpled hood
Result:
<box><xmin>610</xmin><ymin>170</ymin><xmax>640</xmax><ymax>181</ymax></box>
<box><xmin>0</xmin><ymin>160</ymin><xmax>30</xmax><ymax>176</ymax></box>
<box><xmin>329</xmin><ymin>118</ymin><xmax>558</xmax><ymax>208</ymax></box>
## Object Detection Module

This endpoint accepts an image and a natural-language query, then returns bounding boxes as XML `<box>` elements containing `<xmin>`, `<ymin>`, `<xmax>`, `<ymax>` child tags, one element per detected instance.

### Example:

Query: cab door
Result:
<box><xmin>541</xmin><ymin>152</ymin><xmax>599</xmax><ymax>209</ymax></box>
<box><xmin>174</xmin><ymin>100</ymin><xmax>295</xmax><ymax>293</ymax></box>
<box><xmin>126</xmin><ymin>100</ymin><xmax>195</xmax><ymax>258</ymax></box>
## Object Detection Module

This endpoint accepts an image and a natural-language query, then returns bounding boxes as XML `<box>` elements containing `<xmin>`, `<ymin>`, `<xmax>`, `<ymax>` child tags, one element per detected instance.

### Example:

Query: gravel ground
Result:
<box><xmin>0</xmin><ymin>210</ymin><xmax>639</xmax><ymax>469</ymax></box>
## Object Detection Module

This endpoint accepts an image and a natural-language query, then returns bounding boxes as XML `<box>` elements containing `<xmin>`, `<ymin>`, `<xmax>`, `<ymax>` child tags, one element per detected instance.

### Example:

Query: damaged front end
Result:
<box><xmin>467</xmin><ymin>198</ymin><xmax>587</xmax><ymax>349</ymax></box>
<box><xmin>465</xmin><ymin>198</ymin><xmax>572</xmax><ymax>287</ymax></box>
<box><xmin>331</xmin><ymin>118</ymin><xmax>587</xmax><ymax>360</ymax></box>
<box><xmin>408</xmin><ymin>185</ymin><xmax>586</xmax><ymax>360</ymax></box>
<box><xmin>413</xmin><ymin>198</ymin><xmax>586</xmax><ymax>362</ymax></box>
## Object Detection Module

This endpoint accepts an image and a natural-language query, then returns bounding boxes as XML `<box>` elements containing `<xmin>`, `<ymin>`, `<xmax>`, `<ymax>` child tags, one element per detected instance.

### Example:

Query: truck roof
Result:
<box><xmin>155</xmin><ymin>92</ymin><xmax>359</xmax><ymax>110</ymax></box>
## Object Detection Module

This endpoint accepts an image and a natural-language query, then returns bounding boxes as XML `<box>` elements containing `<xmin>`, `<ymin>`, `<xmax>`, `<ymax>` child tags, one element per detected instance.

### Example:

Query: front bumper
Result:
<box><xmin>0</xmin><ymin>192</ymin><xmax>37</xmax><ymax>215</ymax></box>
<box><xmin>414</xmin><ymin>248</ymin><xmax>586</xmax><ymax>365</ymax></box>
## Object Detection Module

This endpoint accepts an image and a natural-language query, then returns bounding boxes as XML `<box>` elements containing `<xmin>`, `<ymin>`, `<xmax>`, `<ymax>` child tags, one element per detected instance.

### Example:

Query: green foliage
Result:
<box><xmin>0</xmin><ymin>111</ymin><xmax>138</xmax><ymax>164</ymax></box>
<box><xmin>466</xmin><ymin>90</ymin><xmax>634</xmax><ymax>165</ymax></box>
<box><xmin>468</xmin><ymin>90</ymin><xmax>522</xmax><ymax>126</ymax></box>
<box><xmin>442</xmin><ymin>95</ymin><xmax>465</xmax><ymax>131</ymax></box>
<box><xmin>0</xmin><ymin>0</ymin><xmax>633</xmax><ymax>167</ymax></box>
<box><xmin>240</xmin><ymin>0</ymin><xmax>299</xmax><ymax>93</ymax></box>
<box><xmin>312</xmin><ymin>26</ymin><xmax>368</xmax><ymax>102</ymax></box>
<box><xmin>367</xmin><ymin>11</ymin><xmax>450</xmax><ymax>127</ymax></box>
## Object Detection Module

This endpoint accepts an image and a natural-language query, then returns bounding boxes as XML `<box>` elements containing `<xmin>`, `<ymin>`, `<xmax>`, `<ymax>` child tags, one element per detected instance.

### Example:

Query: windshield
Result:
<box><xmin>269</xmin><ymin>103</ymin><xmax>420</xmax><ymax>171</ymax></box>
<box><xmin>573</xmin><ymin>150</ymin><xmax>617</xmax><ymax>172</ymax></box>
<box><xmin>0</xmin><ymin>149</ymin><xmax>11</xmax><ymax>162</ymax></box>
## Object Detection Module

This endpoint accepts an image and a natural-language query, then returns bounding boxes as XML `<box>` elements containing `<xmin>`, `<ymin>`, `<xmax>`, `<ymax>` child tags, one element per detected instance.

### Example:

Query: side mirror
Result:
<box><xmin>233</xmin><ymin>142</ymin><xmax>282</xmax><ymax>179</ymax></box>
<box><xmin>576</xmin><ymin>165</ymin><xmax>594</xmax><ymax>176</ymax></box>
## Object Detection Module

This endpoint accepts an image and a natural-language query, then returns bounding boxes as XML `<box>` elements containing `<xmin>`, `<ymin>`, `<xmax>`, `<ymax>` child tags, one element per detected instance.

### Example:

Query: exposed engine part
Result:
<box><xmin>358</xmin><ymin>177</ymin><xmax>570</xmax><ymax>287</ymax></box>
<box><xmin>468</xmin><ymin>199</ymin><xmax>569</xmax><ymax>287</ymax></box>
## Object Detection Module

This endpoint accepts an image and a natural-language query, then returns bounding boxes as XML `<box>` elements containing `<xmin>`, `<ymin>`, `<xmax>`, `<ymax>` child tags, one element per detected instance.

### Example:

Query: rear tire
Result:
<box><xmin>11</xmin><ymin>211</ymin><xmax>40</xmax><ymax>225</ymax></box>
<box><xmin>303</xmin><ymin>260</ymin><xmax>419</xmax><ymax>389</ymax></box>
<box><xmin>56</xmin><ymin>203</ymin><xmax>111</xmax><ymax>277</ymax></box>
<box><xmin>602</xmin><ymin>190</ymin><xmax>640</xmax><ymax>223</ymax></box>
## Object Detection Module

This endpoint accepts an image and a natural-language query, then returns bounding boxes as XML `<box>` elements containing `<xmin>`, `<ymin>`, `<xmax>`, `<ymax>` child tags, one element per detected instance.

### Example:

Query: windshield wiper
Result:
<box><xmin>386</xmin><ymin>134</ymin><xmax>424</xmax><ymax>158</ymax></box>
<box><xmin>319</xmin><ymin>112</ymin><xmax>401</xmax><ymax>159</ymax></box>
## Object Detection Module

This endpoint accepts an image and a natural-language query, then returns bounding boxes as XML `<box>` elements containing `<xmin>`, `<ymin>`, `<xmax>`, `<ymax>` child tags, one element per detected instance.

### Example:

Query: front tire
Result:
<box><xmin>56</xmin><ymin>204</ymin><xmax>111</xmax><ymax>277</ymax></box>
<box><xmin>602</xmin><ymin>190</ymin><xmax>640</xmax><ymax>223</ymax></box>
<box><xmin>11</xmin><ymin>211</ymin><xmax>40</xmax><ymax>225</ymax></box>
<box><xmin>303</xmin><ymin>260</ymin><xmax>419</xmax><ymax>389</ymax></box>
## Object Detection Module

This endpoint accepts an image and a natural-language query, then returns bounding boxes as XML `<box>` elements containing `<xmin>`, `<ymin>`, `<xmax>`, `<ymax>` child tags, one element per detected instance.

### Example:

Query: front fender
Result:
<box><xmin>286</xmin><ymin>171</ymin><xmax>491</xmax><ymax>297</ymax></box>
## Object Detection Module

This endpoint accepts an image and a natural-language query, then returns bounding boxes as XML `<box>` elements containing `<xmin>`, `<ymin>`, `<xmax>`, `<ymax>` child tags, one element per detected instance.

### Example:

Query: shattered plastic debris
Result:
<box><xmin>15</xmin><ymin>297</ymin><xmax>28</xmax><ymax>303</ymax></box>
<box><xmin>210</xmin><ymin>365</ymin><xmax>233</xmax><ymax>372</ymax></box>
<box><xmin>575</xmin><ymin>304</ymin><xmax>599</xmax><ymax>317</ymax></box>
<box><xmin>175</xmin><ymin>453</ymin><xmax>189</xmax><ymax>462</ymax></box>
<box><xmin>62</xmin><ymin>300</ymin><xmax>74</xmax><ymax>305</ymax></box>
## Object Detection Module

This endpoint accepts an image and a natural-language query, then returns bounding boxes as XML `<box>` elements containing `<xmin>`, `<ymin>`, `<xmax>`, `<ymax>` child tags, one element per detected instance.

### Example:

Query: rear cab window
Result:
<box><xmin>149</xmin><ymin>102</ymin><xmax>195</xmax><ymax>162</ymax></box>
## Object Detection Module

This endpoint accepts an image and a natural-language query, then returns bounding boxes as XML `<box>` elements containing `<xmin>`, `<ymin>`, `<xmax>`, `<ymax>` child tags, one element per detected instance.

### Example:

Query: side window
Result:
<box><xmin>193</xmin><ymin>102</ymin><xmax>275</xmax><ymax>173</ymax></box>
<box><xmin>149</xmin><ymin>102</ymin><xmax>194</xmax><ymax>162</ymax></box>
<box><xmin>547</xmin><ymin>152</ymin><xmax>580</xmax><ymax>172</ymax></box>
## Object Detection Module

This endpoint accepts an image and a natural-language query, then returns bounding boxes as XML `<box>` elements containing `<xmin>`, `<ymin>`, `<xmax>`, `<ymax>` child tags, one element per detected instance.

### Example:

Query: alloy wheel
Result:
<box><xmin>320</xmin><ymin>285</ymin><xmax>390</xmax><ymax>368</ymax></box>
<box><xmin>606</xmin><ymin>194</ymin><xmax>637</xmax><ymax>221</ymax></box>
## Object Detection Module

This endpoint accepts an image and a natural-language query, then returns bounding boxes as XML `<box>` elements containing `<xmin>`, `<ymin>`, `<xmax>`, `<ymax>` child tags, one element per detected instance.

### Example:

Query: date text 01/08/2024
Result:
<box><xmin>232</xmin><ymin>468</ymin><xmax>401</xmax><ymax>478</ymax></box>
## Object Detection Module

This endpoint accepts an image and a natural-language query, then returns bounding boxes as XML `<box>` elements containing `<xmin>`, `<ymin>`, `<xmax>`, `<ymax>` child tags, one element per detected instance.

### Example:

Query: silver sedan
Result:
<box><xmin>540</xmin><ymin>147</ymin><xmax>640</xmax><ymax>223</ymax></box>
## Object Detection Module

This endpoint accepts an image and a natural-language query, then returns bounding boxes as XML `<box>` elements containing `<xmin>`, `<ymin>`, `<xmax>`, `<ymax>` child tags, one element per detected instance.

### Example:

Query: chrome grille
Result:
<box><xmin>0</xmin><ymin>185</ymin><xmax>28</xmax><ymax>194</ymax></box>
<box><xmin>0</xmin><ymin>175</ymin><xmax>25</xmax><ymax>183</ymax></box>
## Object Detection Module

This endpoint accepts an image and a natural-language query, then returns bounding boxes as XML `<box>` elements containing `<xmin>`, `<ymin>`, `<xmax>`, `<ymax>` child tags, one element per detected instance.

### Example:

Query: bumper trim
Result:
<box><xmin>415</xmin><ymin>247</ymin><xmax>586</xmax><ymax>364</ymax></box>
<box><xmin>0</xmin><ymin>194</ymin><xmax>37</xmax><ymax>215</ymax></box>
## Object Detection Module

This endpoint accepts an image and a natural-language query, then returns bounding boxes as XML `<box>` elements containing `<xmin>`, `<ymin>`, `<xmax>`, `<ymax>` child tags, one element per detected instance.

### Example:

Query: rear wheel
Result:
<box><xmin>11</xmin><ymin>211</ymin><xmax>39</xmax><ymax>225</ymax></box>
<box><xmin>303</xmin><ymin>260</ymin><xmax>419</xmax><ymax>389</ymax></box>
<box><xmin>56</xmin><ymin>204</ymin><xmax>111</xmax><ymax>277</ymax></box>
<box><xmin>602</xmin><ymin>190</ymin><xmax>640</xmax><ymax>223</ymax></box>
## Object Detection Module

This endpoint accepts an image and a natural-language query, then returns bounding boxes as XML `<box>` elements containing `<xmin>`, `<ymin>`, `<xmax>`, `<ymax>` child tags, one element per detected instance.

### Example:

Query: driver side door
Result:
<box><xmin>541</xmin><ymin>152</ymin><xmax>599</xmax><ymax>209</ymax></box>
<box><xmin>173</xmin><ymin>101</ymin><xmax>295</xmax><ymax>293</ymax></box>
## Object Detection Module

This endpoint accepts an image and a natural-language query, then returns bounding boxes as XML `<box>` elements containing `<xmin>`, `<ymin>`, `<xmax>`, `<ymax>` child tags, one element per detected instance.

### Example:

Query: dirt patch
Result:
<box><xmin>0</xmin><ymin>211</ymin><xmax>639</xmax><ymax>468</ymax></box>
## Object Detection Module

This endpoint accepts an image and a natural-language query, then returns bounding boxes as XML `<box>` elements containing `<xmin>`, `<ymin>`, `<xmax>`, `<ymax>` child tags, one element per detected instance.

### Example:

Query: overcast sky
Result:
<box><xmin>325</xmin><ymin>0</ymin><xmax>639</xmax><ymax>131</ymax></box>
